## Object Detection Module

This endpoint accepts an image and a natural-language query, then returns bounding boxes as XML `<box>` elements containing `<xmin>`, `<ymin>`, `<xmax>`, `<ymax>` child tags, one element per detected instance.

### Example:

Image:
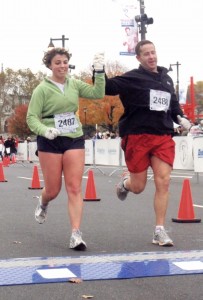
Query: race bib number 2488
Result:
<box><xmin>150</xmin><ymin>89</ymin><xmax>171</xmax><ymax>112</ymax></box>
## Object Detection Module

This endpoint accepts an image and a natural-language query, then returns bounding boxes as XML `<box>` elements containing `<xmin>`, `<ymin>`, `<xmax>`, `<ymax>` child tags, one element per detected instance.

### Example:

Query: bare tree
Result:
<box><xmin>0</xmin><ymin>68</ymin><xmax>45</xmax><ymax>134</ymax></box>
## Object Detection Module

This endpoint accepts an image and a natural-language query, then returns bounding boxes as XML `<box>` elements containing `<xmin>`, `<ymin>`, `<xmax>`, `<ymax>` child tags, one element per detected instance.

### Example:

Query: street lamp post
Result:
<box><xmin>169</xmin><ymin>62</ymin><xmax>181</xmax><ymax>101</ymax></box>
<box><xmin>48</xmin><ymin>34</ymin><xmax>69</xmax><ymax>48</ymax></box>
<box><xmin>135</xmin><ymin>0</ymin><xmax>154</xmax><ymax>40</ymax></box>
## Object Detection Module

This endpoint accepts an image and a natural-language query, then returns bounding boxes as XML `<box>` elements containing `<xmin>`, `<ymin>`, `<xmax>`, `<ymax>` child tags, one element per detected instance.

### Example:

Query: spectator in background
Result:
<box><xmin>110</xmin><ymin>132</ymin><xmax>116</xmax><ymax>139</ymax></box>
<box><xmin>103</xmin><ymin>132</ymin><xmax>111</xmax><ymax>139</ymax></box>
<box><xmin>14</xmin><ymin>136</ymin><xmax>19</xmax><ymax>150</ymax></box>
<box><xmin>93</xmin><ymin>129</ymin><xmax>102</xmax><ymax>139</ymax></box>
<box><xmin>0</xmin><ymin>136</ymin><xmax>4</xmax><ymax>161</ymax></box>
<box><xmin>4</xmin><ymin>136</ymin><xmax>17</xmax><ymax>161</ymax></box>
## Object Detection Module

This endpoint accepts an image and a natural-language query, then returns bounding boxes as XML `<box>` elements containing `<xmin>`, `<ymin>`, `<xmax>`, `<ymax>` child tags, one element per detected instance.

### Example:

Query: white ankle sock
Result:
<box><xmin>155</xmin><ymin>225</ymin><xmax>164</xmax><ymax>232</ymax></box>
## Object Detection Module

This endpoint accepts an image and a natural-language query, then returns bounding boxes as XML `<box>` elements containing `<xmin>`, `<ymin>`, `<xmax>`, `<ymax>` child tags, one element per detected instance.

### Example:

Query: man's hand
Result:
<box><xmin>45</xmin><ymin>128</ymin><xmax>60</xmax><ymax>140</ymax></box>
<box><xmin>93</xmin><ymin>52</ymin><xmax>105</xmax><ymax>71</ymax></box>
<box><xmin>177</xmin><ymin>115</ymin><xmax>192</xmax><ymax>131</ymax></box>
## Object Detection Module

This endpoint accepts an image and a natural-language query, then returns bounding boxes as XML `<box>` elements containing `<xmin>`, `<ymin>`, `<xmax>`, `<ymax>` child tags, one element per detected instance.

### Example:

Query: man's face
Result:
<box><xmin>136</xmin><ymin>43</ymin><xmax>157</xmax><ymax>72</ymax></box>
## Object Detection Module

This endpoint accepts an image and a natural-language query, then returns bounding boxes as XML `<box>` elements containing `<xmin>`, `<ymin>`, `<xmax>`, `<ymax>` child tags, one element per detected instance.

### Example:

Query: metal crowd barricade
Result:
<box><xmin>84</xmin><ymin>139</ymin><xmax>105</xmax><ymax>175</ymax></box>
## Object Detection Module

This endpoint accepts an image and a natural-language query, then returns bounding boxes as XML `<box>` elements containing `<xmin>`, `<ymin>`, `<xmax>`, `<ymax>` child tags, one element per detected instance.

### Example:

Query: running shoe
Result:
<box><xmin>35</xmin><ymin>196</ymin><xmax>48</xmax><ymax>224</ymax></box>
<box><xmin>69</xmin><ymin>229</ymin><xmax>87</xmax><ymax>251</ymax></box>
<box><xmin>152</xmin><ymin>228</ymin><xmax>174</xmax><ymax>246</ymax></box>
<box><xmin>116</xmin><ymin>172</ymin><xmax>130</xmax><ymax>201</ymax></box>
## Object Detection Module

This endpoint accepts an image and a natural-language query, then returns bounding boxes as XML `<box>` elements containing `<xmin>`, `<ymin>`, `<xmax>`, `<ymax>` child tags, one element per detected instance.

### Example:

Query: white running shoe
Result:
<box><xmin>35</xmin><ymin>197</ymin><xmax>48</xmax><ymax>224</ymax></box>
<box><xmin>69</xmin><ymin>230</ymin><xmax>87</xmax><ymax>251</ymax></box>
<box><xmin>152</xmin><ymin>228</ymin><xmax>174</xmax><ymax>246</ymax></box>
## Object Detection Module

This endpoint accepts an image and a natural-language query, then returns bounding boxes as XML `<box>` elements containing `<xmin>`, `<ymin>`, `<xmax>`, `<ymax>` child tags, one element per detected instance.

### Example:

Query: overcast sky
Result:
<box><xmin>1</xmin><ymin>0</ymin><xmax>202</xmax><ymax>88</ymax></box>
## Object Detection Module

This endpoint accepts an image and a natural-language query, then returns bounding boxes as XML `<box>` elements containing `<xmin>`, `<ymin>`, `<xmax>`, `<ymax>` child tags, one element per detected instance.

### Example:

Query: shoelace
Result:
<box><xmin>72</xmin><ymin>229</ymin><xmax>82</xmax><ymax>237</ymax></box>
<box><xmin>156</xmin><ymin>229</ymin><xmax>170</xmax><ymax>240</ymax></box>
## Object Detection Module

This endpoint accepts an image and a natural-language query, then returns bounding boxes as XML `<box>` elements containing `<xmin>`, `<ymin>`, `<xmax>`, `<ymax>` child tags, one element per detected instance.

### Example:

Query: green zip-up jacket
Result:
<box><xmin>26</xmin><ymin>73</ymin><xmax>105</xmax><ymax>138</ymax></box>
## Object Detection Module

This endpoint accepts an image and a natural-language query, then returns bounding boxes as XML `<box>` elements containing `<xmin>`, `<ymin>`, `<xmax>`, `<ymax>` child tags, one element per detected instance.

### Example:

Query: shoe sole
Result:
<box><xmin>152</xmin><ymin>240</ymin><xmax>174</xmax><ymax>247</ymax></box>
<box><xmin>70</xmin><ymin>242</ymin><xmax>87</xmax><ymax>251</ymax></box>
<box><xmin>35</xmin><ymin>216</ymin><xmax>45</xmax><ymax>224</ymax></box>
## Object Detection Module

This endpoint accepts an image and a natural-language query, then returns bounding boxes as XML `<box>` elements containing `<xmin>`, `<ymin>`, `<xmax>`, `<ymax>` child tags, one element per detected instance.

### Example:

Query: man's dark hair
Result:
<box><xmin>135</xmin><ymin>40</ymin><xmax>154</xmax><ymax>56</ymax></box>
<box><xmin>42</xmin><ymin>47</ymin><xmax>71</xmax><ymax>69</ymax></box>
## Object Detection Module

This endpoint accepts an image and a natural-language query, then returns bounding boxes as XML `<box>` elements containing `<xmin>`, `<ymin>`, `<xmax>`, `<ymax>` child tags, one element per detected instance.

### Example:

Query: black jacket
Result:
<box><xmin>4</xmin><ymin>138</ymin><xmax>17</xmax><ymax>154</ymax></box>
<box><xmin>105</xmin><ymin>65</ymin><xmax>183</xmax><ymax>137</ymax></box>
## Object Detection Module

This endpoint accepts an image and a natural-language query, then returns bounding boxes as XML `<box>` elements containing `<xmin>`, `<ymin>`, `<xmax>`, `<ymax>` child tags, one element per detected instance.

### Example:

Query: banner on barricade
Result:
<box><xmin>16</xmin><ymin>143</ymin><xmax>27</xmax><ymax>161</ymax></box>
<box><xmin>173</xmin><ymin>136</ymin><xmax>194</xmax><ymax>170</ymax></box>
<box><xmin>28</xmin><ymin>141</ymin><xmax>39</xmax><ymax>162</ymax></box>
<box><xmin>85</xmin><ymin>140</ymin><xmax>94</xmax><ymax>165</ymax></box>
<box><xmin>193</xmin><ymin>136</ymin><xmax>203</xmax><ymax>172</ymax></box>
<box><xmin>95</xmin><ymin>139</ymin><xmax>120</xmax><ymax>166</ymax></box>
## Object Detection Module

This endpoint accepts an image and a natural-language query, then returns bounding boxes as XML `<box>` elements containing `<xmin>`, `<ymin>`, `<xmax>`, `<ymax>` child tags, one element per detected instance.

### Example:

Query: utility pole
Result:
<box><xmin>135</xmin><ymin>0</ymin><xmax>153</xmax><ymax>40</ymax></box>
<box><xmin>169</xmin><ymin>62</ymin><xmax>181</xmax><ymax>101</ymax></box>
<box><xmin>139</xmin><ymin>0</ymin><xmax>145</xmax><ymax>40</ymax></box>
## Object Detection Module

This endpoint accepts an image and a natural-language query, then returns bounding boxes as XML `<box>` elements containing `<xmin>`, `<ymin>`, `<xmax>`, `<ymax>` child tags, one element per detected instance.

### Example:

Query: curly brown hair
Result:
<box><xmin>42</xmin><ymin>48</ymin><xmax>71</xmax><ymax>68</ymax></box>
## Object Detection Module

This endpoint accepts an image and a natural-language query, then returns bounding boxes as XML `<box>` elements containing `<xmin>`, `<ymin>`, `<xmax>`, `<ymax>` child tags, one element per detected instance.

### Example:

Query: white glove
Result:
<box><xmin>45</xmin><ymin>128</ymin><xmax>60</xmax><ymax>140</ymax></box>
<box><xmin>93</xmin><ymin>52</ymin><xmax>105</xmax><ymax>71</ymax></box>
<box><xmin>177</xmin><ymin>115</ymin><xmax>192</xmax><ymax>131</ymax></box>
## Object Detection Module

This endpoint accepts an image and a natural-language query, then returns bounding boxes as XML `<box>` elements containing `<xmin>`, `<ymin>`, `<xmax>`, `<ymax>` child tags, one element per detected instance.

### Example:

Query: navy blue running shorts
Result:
<box><xmin>37</xmin><ymin>135</ymin><xmax>85</xmax><ymax>154</ymax></box>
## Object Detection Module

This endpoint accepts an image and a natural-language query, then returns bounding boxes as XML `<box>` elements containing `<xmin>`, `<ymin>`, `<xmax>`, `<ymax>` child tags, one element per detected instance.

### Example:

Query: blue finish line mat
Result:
<box><xmin>1</xmin><ymin>250</ymin><xmax>203</xmax><ymax>286</ymax></box>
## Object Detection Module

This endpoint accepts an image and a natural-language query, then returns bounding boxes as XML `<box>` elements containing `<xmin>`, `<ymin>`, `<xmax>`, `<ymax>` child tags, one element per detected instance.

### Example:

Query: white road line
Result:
<box><xmin>18</xmin><ymin>176</ymin><xmax>44</xmax><ymax>181</ymax></box>
<box><xmin>170</xmin><ymin>175</ymin><xmax>193</xmax><ymax>178</ymax></box>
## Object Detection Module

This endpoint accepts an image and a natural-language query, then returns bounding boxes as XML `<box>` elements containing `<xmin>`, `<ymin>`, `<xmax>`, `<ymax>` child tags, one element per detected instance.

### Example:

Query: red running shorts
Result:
<box><xmin>121</xmin><ymin>134</ymin><xmax>175</xmax><ymax>173</ymax></box>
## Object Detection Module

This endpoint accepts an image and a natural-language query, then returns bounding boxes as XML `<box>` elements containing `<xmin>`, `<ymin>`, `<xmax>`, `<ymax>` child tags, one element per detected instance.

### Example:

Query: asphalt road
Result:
<box><xmin>0</xmin><ymin>162</ymin><xmax>203</xmax><ymax>300</ymax></box>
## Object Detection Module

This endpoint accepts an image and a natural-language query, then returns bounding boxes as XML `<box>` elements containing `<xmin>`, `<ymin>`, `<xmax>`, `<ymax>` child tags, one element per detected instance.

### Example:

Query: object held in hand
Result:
<box><xmin>177</xmin><ymin>115</ymin><xmax>192</xmax><ymax>131</ymax></box>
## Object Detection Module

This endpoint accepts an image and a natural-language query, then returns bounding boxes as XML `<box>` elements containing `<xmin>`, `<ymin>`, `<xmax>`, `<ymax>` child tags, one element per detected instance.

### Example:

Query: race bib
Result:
<box><xmin>54</xmin><ymin>112</ymin><xmax>79</xmax><ymax>133</ymax></box>
<box><xmin>6</xmin><ymin>147</ymin><xmax>10</xmax><ymax>154</ymax></box>
<box><xmin>150</xmin><ymin>89</ymin><xmax>171</xmax><ymax>112</ymax></box>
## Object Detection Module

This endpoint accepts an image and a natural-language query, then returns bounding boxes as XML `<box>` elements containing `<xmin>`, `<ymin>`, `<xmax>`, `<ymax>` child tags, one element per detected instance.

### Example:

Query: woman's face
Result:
<box><xmin>50</xmin><ymin>54</ymin><xmax>69</xmax><ymax>83</ymax></box>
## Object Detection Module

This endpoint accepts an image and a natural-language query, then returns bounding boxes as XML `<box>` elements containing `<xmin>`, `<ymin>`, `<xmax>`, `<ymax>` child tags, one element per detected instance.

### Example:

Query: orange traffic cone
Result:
<box><xmin>172</xmin><ymin>179</ymin><xmax>201</xmax><ymax>223</ymax></box>
<box><xmin>28</xmin><ymin>165</ymin><xmax>43</xmax><ymax>190</ymax></box>
<box><xmin>0</xmin><ymin>162</ymin><xmax>7</xmax><ymax>182</ymax></box>
<box><xmin>83</xmin><ymin>170</ymin><xmax>100</xmax><ymax>201</ymax></box>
